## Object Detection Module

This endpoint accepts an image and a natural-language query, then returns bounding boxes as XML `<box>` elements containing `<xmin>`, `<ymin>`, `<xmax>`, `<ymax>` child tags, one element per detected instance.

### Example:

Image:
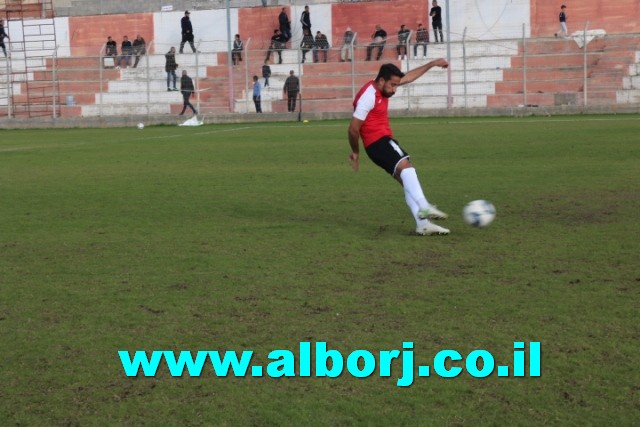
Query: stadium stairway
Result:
<box><xmin>619</xmin><ymin>51</ymin><xmax>640</xmax><ymax>103</ymax></box>
<box><xmin>488</xmin><ymin>36</ymin><xmax>640</xmax><ymax>108</ymax></box>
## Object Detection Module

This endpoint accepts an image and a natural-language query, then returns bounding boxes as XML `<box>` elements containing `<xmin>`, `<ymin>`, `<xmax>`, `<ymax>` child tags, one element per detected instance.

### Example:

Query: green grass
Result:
<box><xmin>0</xmin><ymin>116</ymin><xmax>639</xmax><ymax>425</ymax></box>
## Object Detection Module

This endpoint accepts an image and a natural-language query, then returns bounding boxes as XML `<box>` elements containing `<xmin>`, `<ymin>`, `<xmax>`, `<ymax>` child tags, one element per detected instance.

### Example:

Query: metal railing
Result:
<box><xmin>1</xmin><ymin>30</ymin><xmax>639</xmax><ymax>119</ymax></box>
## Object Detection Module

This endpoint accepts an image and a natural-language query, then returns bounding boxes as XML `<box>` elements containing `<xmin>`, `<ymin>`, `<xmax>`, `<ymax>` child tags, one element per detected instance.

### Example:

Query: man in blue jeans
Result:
<box><xmin>165</xmin><ymin>47</ymin><xmax>179</xmax><ymax>91</ymax></box>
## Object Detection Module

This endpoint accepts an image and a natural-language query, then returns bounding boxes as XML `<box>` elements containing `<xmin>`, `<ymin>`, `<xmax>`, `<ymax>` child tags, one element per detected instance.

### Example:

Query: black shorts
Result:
<box><xmin>432</xmin><ymin>20</ymin><xmax>443</xmax><ymax>30</ymax></box>
<box><xmin>365</xmin><ymin>136</ymin><xmax>409</xmax><ymax>176</ymax></box>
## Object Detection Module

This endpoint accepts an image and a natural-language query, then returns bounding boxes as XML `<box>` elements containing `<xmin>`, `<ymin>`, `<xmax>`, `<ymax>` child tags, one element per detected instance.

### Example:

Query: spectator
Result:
<box><xmin>165</xmin><ymin>47</ymin><xmax>179</xmax><ymax>91</ymax></box>
<box><xmin>262</xmin><ymin>60</ymin><xmax>271</xmax><ymax>87</ymax></box>
<box><xmin>300</xmin><ymin>5</ymin><xmax>311</xmax><ymax>33</ymax></box>
<box><xmin>396</xmin><ymin>24</ymin><xmax>410</xmax><ymax>60</ymax></box>
<box><xmin>132</xmin><ymin>35</ymin><xmax>146</xmax><ymax>68</ymax></box>
<box><xmin>366</xmin><ymin>25</ymin><xmax>387</xmax><ymax>61</ymax></box>
<box><xmin>116</xmin><ymin>35</ymin><xmax>132</xmax><ymax>68</ymax></box>
<box><xmin>0</xmin><ymin>19</ymin><xmax>10</xmax><ymax>57</ymax></box>
<box><xmin>430</xmin><ymin>0</ymin><xmax>444</xmax><ymax>43</ymax></box>
<box><xmin>278</xmin><ymin>8</ymin><xmax>292</xmax><ymax>42</ymax></box>
<box><xmin>556</xmin><ymin>5</ymin><xmax>568</xmax><ymax>37</ymax></box>
<box><xmin>414</xmin><ymin>23</ymin><xmax>429</xmax><ymax>58</ymax></box>
<box><xmin>252</xmin><ymin>75</ymin><xmax>262</xmax><ymax>113</ymax></box>
<box><xmin>313</xmin><ymin>31</ymin><xmax>329</xmax><ymax>63</ymax></box>
<box><xmin>283</xmin><ymin>70</ymin><xmax>300</xmax><ymax>113</ymax></box>
<box><xmin>340</xmin><ymin>27</ymin><xmax>355</xmax><ymax>62</ymax></box>
<box><xmin>265</xmin><ymin>29</ymin><xmax>286</xmax><ymax>64</ymax></box>
<box><xmin>180</xmin><ymin>10</ymin><xmax>196</xmax><ymax>53</ymax></box>
<box><xmin>103</xmin><ymin>36</ymin><xmax>117</xmax><ymax>68</ymax></box>
<box><xmin>300</xmin><ymin>28</ymin><xmax>314</xmax><ymax>64</ymax></box>
<box><xmin>105</xmin><ymin>36</ymin><xmax>117</xmax><ymax>57</ymax></box>
<box><xmin>179</xmin><ymin>69</ymin><xmax>198</xmax><ymax>115</ymax></box>
<box><xmin>232</xmin><ymin>34</ymin><xmax>243</xmax><ymax>65</ymax></box>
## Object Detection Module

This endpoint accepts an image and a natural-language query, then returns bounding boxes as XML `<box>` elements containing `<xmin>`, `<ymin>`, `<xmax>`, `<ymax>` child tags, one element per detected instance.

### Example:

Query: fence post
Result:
<box><xmin>583</xmin><ymin>21</ymin><xmax>590</xmax><ymax>108</ymax></box>
<box><xmin>462</xmin><ymin>27</ymin><xmax>467</xmax><ymax>109</ymax></box>
<box><xmin>405</xmin><ymin>30</ymin><xmax>412</xmax><ymax>110</ymax></box>
<box><xmin>351</xmin><ymin>32</ymin><xmax>357</xmax><ymax>101</ymax></box>
<box><xmin>5</xmin><ymin>57</ymin><xmax>11</xmax><ymax>118</ymax></box>
<box><xmin>244</xmin><ymin>37</ymin><xmax>251</xmax><ymax>113</ymax></box>
<box><xmin>195</xmin><ymin>39</ymin><xmax>202</xmax><ymax>114</ymax></box>
<box><xmin>98</xmin><ymin>44</ymin><xmax>104</xmax><ymax>117</ymax></box>
<box><xmin>146</xmin><ymin>41</ymin><xmax>152</xmax><ymax>120</ymax></box>
<box><xmin>226</xmin><ymin>0</ymin><xmax>234</xmax><ymax>113</ymax></box>
<box><xmin>445</xmin><ymin>0</ymin><xmax>452</xmax><ymax>108</ymax></box>
<box><xmin>522</xmin><ymin>23</ymin><xmax>527</xmax><ymax>108</ymax></box>
<box><xmin>52</xmin><ymin>46</ymin><xmax>58</xmax><ymax>119</ymax></box>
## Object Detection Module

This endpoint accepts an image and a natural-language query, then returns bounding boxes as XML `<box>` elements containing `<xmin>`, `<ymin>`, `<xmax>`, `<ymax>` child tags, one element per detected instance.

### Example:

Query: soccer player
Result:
<box><xmin>347</xmin><ymin>60</ymin><xmax>450</xmax><ymax>235</ymax></box>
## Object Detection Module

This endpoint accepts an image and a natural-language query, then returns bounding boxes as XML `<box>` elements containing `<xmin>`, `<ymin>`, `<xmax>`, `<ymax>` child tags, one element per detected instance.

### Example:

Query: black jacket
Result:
<box><xmin>181</xmin><ymin>74</ymin><xmax>195</xmax><ymax>94</ymax></box>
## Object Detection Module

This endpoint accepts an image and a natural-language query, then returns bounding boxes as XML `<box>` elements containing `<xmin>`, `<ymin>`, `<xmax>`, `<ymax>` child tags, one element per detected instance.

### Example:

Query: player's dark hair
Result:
<box><xmin>376</xmin><ymin>63</ymin><xmax>405</xmax><ymax>82</ymax></box>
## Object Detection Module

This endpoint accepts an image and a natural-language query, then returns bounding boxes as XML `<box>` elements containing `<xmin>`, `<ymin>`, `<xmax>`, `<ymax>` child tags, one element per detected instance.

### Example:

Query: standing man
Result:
<box><xmin>0</xmin><ymin>20</ymin><xmax>10</xmax><ymax>57</ymax></box>
<box><xmin>414</xmin><ymin>23</ymin><xmax>429</xmax><ymax>58</ymax></box>
<box><xmin>165</xmin><ymin>47</ymin><xmax>179</xmax><ymax>91</ymax></box>
<box><xmin>179</xmin><ymin>70</ymin><xmax>198</xmax><ymax>115</ymax></box>
<box><xmin>347</xmin><ymin>60</ymin><xmax>450</xmax><ymax>236</ymax></box>
<box><xmin>300</xmin><ymin>5</ymin><xmax>311</xmax><ymax>33</ymax></box>
<box><xmin>278</xmin><ymin>8</ymin><xmax>292</xmax><ymax>42</ymax></box>
<box><xmin>262</xmin><ymin>60</ymin><xmax>271</xmax><ymax>87</ymax></box>
<box><xmin>556</xmin><ymin>5</ymin><xmax>568</xmax><ymax>37</ymax></box>
<box><xmin>252</xmin><ymin>75</ymin><xmax>262</xmax><ymax>113</ymax></box>
<box><xmin>430</xmin><ymin>0</ymin><xmax>444</xmax><ymax>43</ymax></box>
<box><xmin>132</xmin><ymin>34</ymin><xmax>146</xmax><ymax>68</ymax></box>
<box><xmin>283</xmin><ymin>70</ymin><xmax>300</xmax><ymax>113</ymax></box>
<box><xmin>340</xmin><ymin>27</ymin><xmax>355</xmax><ymax>62</ymax></box>
<box><xmin>180</xmin><ymin>10</ymin><xmax>196</xmax><ymax>53</ymax></box>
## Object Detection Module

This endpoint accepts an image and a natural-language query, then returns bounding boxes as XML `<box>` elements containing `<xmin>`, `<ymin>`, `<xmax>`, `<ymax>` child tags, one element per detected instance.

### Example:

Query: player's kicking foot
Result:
<box><xmin>416</xmin><ymin>222</ymin><xmax>450</xmax><ymax>236</ymax></box>
<box><xmin>417</xmin><ymin>205</ymin><xmax>449</xmax><ymax>220</ymax></box>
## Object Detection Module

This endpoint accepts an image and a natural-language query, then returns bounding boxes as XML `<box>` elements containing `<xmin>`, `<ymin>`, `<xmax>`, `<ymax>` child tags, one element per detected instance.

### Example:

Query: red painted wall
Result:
<box><xmin>332</xmin><ymin>0</ymin><xmax>429</xmax><ymax>45</ymax></box>
<box><xmin>531</xmin><ymin>1</ymin><xmax>640</xmax><ymax>36</ymax></box>
<box><xmin>69</xmin><ymin>13</ymin><xmax>154</xmax><ymax>56</ymax></box>
<box><xmin>238</xmin><ymin>6</ymin><xmax>292</xmax><ymax>51</ymax></box>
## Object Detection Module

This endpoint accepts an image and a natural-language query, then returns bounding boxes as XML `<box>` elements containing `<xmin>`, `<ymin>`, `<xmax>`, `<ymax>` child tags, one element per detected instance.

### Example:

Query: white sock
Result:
<box><xmin>404</xmin><ymin>188</ymin><xmax>431</xmax><ymax>227</ymax></box>
<box><xmin>399</xmin><ymin>167</ymin><xmax>429</xmax><ymax>210</ymax></box>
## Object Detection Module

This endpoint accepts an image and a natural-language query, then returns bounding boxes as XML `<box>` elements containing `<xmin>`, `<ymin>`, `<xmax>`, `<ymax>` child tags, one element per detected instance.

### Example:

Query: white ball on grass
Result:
<box><xmin>463</xmin><ymin>200</ymin><xmax>496</xmax><ymax>227</ymax></box>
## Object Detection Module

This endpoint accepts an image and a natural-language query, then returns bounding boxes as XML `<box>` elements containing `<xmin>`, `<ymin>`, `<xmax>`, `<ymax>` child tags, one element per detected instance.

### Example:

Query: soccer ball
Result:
<box><xmin>137</xmin><ymin>123</ymin><xmax>144</xmax><ymax>130</ymax></box>
<box><xmin>463</xmin><ymin>200</ymin><xmax>496</xmax><ymax>227</ymax></box>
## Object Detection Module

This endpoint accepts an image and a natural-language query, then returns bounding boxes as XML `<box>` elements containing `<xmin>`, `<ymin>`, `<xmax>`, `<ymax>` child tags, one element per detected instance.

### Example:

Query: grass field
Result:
<box><xmin>0</xmin><ymin>115</ymin><xmax>639</xmax><ymax>425</ymax></box>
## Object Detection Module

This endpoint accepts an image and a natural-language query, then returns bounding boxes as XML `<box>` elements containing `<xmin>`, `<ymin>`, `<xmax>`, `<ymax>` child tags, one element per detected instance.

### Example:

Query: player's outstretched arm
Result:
<box><xmin>348</xmin><ymin>117</ymin><xmax>363</xmax><ymax>171</ymax></box>
<box><xmin>400</xmin><ymin>58</ymin><xmax>448</xmax><ymax>86</ymax></box>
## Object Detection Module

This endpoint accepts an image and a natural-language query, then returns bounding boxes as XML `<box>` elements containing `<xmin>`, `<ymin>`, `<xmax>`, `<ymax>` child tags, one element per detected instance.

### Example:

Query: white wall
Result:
<box><xmin>152</xmin><ymin>9</ymin><xmax>240</xmax><ymax>54</ymax></box>
<box><xmin>446</xmin><ymin>0</ymin><xmax>530</xmax><ymax>40</ymax></box>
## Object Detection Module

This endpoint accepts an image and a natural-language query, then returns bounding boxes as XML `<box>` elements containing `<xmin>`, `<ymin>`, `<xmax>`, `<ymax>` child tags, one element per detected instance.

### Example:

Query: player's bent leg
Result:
<box><xmin>395</xmin><ymin>160</ymin><xmax>449</xmax><ymax>221</ymax></box>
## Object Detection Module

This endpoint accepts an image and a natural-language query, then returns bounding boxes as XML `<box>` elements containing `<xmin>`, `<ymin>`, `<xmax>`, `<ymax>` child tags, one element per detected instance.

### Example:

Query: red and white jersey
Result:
<box><xmin>353</xmin><ymin>80</ymin><xmax>392</xmax><ymax>148</ymax></box>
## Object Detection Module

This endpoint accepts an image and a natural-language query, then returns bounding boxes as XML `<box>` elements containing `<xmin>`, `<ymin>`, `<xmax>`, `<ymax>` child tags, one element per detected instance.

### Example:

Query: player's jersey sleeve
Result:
<box><xmin>353</xmin><ymin>86</ymin><xmax>376</xmax><ymax>121</ymax></box>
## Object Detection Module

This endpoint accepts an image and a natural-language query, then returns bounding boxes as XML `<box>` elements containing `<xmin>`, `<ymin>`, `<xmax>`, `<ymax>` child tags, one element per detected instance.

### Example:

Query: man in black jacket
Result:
<box><xmin>179</xmin><ymin>70</ymin><xmax>198</xmax><ymax>115</ymax></box>
<box><xmin>283</xmin><ymin>70</ymin><xmax>300</xmax><ymax>113</ymax></box>
<box><xmin>278</xmin><ymin>8</ymin><xmax>291</xmax><ymax>42</ymax></box>
<box><xmin>132</xmin><ymin>35</ymin><xmax>146</xmax><ymax>68</ymax></box>
<box><xmin>180</xmin><ymin>11</ymin><xmax>196</xmax><ymax>53</ymax></box>
<box><xmin>265</xmin><ymin>29</ymin><xmax>287</xmax><ymax>64</ymax></box>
